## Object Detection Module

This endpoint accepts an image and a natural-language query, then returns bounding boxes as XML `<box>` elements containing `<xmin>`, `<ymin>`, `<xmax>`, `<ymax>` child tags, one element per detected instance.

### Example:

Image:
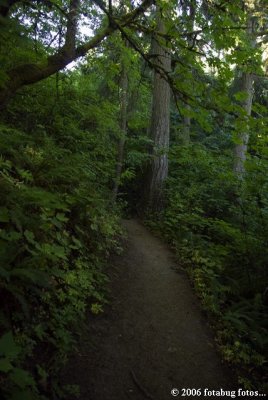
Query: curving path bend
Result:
<box><xmin>64</xmin><ymin>219</ymin><xmax>238</xmax><ymax>400</ymax></box>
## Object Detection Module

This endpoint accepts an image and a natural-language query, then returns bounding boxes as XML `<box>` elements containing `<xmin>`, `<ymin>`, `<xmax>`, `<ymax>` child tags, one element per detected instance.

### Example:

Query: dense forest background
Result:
<box><xmin>0</xmin><ymin>0</ymin><xmax>267</xmax><ymax>398</ymax></box>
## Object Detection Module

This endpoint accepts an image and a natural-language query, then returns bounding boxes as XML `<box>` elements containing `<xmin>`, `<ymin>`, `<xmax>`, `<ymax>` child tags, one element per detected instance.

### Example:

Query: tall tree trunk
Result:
<box><xmin>182</xmin><ymin>104</ymin><xmax>191</xmax><ymax>145</ymax></box>
<box><xmin>112</xmin><ymin>57</ymin><xmax>128</xmax><ymax>201</ymax></box>
<box><xmin>146</xmin><ymin>8</ymin><xmax>171</xmax><ymax>210</ymax></box>
<box><xmin>181</xmin><ymin>0</ymin><xmax>196</xmax><ymax>146</ymax></box>
<box><xmin>233</xmin><ymin>71</ymin><xmax>254</xmax><ymax>176</ymax></box>
<box><xmin>233</xmin><ymin>13</ymin><xmax>256</xmax><ymax>177</ymax></box>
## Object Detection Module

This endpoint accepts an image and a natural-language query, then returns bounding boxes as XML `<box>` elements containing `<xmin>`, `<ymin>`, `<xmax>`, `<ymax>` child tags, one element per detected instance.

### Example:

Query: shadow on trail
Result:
<box><xmin>63</xmin><ymin>219</ymin><xmax>238</xmax><ymax>400</ymax></box>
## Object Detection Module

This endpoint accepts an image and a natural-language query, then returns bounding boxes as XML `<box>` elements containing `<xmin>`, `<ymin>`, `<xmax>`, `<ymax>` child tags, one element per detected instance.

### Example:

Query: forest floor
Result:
<box><xmin>63</xmin><ymin>219</ymin><xmax>239</xmax><ymax>400</ymax></box>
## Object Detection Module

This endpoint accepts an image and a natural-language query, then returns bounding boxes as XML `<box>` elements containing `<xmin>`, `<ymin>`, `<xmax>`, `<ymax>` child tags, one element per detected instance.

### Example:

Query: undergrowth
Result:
<box><xmin>0</xmin><ymin>76</ymin><xmax>121</xmax><ymax>399</ymax></box>
<box><xmin>146</xmin><ymin>144</ymin><xmax>268</xmax><ymax>392</ymax></box>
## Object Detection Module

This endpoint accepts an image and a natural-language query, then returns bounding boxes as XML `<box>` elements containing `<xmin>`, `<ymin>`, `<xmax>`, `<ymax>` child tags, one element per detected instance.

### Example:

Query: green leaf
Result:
<box><xmin>24</xmin><ymin>230</ymin><xmax>35</xmax><ymax>244</ymax></box>
<box><xmin>10</xmin><ymin>389</ymin><xmax>36</xmax><ymax>400</ymax></box>
<box><xmin>10</xmin><ymin>368</ymin><xmax>35</xmax><ymax>389</ymax></box>
<box><xmin>0</xmin><ymin>358</ymin><xmax>13</xmax><ymax>373</ymax></box>
<box><xmin>40</xmin><ymin>243</ymin><xmax>67</xmax><ymax>260</ymax></box>
<box><xmin>11</xmin><ymin>268</ymin><xmax>50</xmax><ymax>287</ymax></box>
<box><xmin>36</xmin><ymin>364</ymin><xmax>48</xmax><ymax>381</ymax></box>
<box><xmin>16</xmin><ymin>168</ymin><xmax>33</xmax><ymax>182</ymax></box>
<box><xmin>0</xmin><ymin>266</ymin><xmax>10</xmax><ymax>280</ymax></box>
<box><xmin>0</xmin><ymin>331</ymin><xmax>20</xmax><ymax>360</ymax></box>
<box><xmin>0</xmin><ymin>230</ymin><xmax>22</xmax><ymax>241</ymax></box>
<box><xmin>234</xmin><ymin>91</ymin><xmax>249</xmax><ymax>103</ymax></box>
<box><xmin>0</xmin><ymin>207</ymin><xmax>9</xmax><ymax>222</ymax></box>
<box><xmin>56</xmin><ymin>212</ymin><xmax>68</xmax><ymax>222</ymax></box>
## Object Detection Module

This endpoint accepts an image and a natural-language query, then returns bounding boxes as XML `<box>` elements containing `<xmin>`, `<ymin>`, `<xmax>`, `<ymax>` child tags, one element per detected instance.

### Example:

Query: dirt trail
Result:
<box><xmin>64</xmin><ymin>219</ymin><xmax>237</xmax><ymax>400</ymax></box>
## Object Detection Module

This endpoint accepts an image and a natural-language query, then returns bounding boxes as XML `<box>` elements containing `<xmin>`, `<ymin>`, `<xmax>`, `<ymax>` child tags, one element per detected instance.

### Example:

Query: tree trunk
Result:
<box><xmin>112</xmin><ymin>57</ymin><xmax>128</xmax><ymax>201</ymax></box>
<box><xmin>180</xmin><ymin>0</ymin><xmax>196</xmax><ymax>146</ymax></box>
<box><xmin>233</xmin><ymin>13</ymin><xmax>256</xmax><ymax>177</ymax></box>
<box><xmin>182</xmin><ymin>104</ymin><xmax>191</xmax><ymax>145</ymax></box>
<box><xmin>233</xmin><ymin>71</ymin><xmax>254</xmax><ymax>176</ymax></box>
<box><xmin>146</xmin><ymin>9</ymin><xmax>171</xmax><ymax>210</ymax></box>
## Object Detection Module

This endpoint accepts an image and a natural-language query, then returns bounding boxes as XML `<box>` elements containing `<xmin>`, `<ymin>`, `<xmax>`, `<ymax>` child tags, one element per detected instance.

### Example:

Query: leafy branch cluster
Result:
<box><xmin>0</xmin><ymin>71</ymin><xmax>122</xmax><ymax>399</ymax></box>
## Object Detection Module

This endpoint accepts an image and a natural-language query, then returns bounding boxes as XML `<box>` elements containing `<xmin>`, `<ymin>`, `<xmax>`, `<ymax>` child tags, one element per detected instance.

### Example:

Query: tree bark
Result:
<box><xmin>233</xmin><ymin>15</ymin><xmax>256</xmax><ymax>177</ymax></box>
<box><xmin>112</xmin><ymin>53</ymin><xmax>128</xmax><ymax>201</ymax></box>
<box><xmin>146</xmin><ymin>8</ymin><xmax>171</xmax><ymax>210</ymax></box>
<box><xmin>180</xmin><ymin>0</ymin><xmax>196</xmax><ymax>145</ymax></box>
<box><xmin>182</xmin><ymin>104</ymin><xmax>191</xmax><ymax>145</ymax></box>
<box><xmin>64</xmin><ymin>0</ymin><xmax>79</xmax><ymax>57</ymax></box>
<box><xmin>233</xmin><ymin>71</ymin><xmax>254</xmax><ymax>176</ymax></box>
<box><xmin>0</xmin><ymin>0</ymin><xmax>153</xmax><ymax>109</ymax></box>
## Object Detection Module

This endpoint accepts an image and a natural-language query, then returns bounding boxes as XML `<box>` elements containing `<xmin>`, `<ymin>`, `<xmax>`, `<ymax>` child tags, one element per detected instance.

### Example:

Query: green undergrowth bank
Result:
<box><xmin>0</xmin><ymin>77</ymin><xmax>122</xmax><ymax>400</ymax></box>
<box><xmin>146</xmin><ymin>144</ymin><xmax>268</xmax><ymax>392</ymax></box>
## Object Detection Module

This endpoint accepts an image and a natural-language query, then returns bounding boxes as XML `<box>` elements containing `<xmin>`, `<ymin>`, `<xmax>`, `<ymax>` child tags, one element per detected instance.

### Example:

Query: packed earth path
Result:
<box><xmin>64</xmin><ymin>219</ymin><xmax>239</xmax><ymax>400</ymax></box>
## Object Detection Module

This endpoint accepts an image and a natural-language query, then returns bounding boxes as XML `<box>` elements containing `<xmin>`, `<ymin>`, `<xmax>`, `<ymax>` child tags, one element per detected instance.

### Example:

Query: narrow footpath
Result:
<box><xmin>64</xmin><ymin>219</ymin><xmax>238</xmax><ymax>400</ymax></box>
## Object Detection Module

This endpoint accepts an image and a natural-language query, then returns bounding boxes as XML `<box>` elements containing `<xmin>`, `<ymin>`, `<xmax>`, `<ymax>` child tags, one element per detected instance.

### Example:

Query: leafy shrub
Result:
<box><xmin>0</xmin><ymin>75</ymin><xmax>121</xmax><ymax>399</ymax></box>
<box><xmin>148</xmin><ymin>144</ymin><xmax>268</xmax><ymax>390</ymax></box>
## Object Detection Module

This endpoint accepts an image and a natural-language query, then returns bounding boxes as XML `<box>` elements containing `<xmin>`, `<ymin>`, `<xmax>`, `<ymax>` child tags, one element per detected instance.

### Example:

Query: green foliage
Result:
<box><xmin>147</xmin><ymin>143</ymin><xmax>268</xmax><ymax>390</ymax></box>
<box><xmin>0</xmin><ymin>72</ymin><xmax>121</xmax><ymax>399</ymax></box>
<box><xmin>0</xmin><ymin>0</ymin><xmax>267</xmax><ymax>395</ymax></box>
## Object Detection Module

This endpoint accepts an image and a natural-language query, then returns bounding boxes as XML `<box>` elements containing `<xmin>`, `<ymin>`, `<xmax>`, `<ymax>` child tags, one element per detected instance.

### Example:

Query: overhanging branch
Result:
<box><xmin>0</xmin><ymin>0</ymin><xmax>154</xmax><ymax>109</ymax></box>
